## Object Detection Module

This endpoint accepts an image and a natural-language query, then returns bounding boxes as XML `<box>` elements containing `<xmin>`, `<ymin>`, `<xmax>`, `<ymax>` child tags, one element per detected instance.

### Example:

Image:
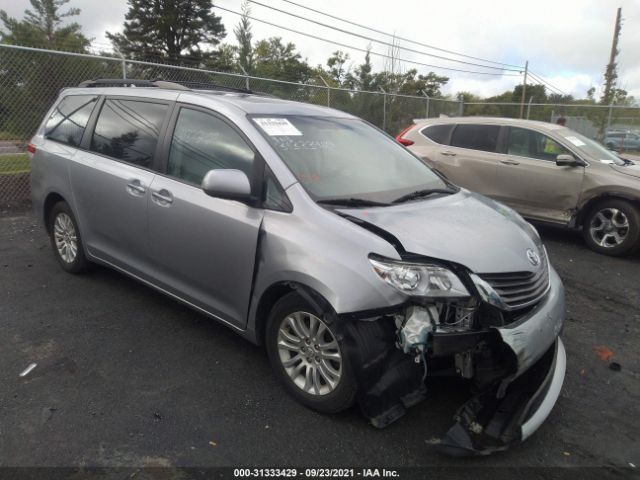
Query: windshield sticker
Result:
<box><xmin>254</xmin><ymin>117</ymin><xmax>302</xmax><ymax>136</ymax></box>
<box><xmin>565</xmin><ymin>136</ymin><xmax>586</xmax><ymax>147</ymax></box>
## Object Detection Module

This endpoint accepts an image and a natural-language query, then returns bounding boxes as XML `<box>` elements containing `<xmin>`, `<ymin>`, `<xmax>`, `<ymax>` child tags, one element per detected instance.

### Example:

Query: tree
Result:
<box><xmin>0</xmin><ymin>0</ymin><xmax>89</xmax><ymax>51</ymax></box>
<box><xmin>325</xmin><ymin>50</ymin><xmax>350</xmax><ymax>86</ymax></box>
<box><xmin>234</xmin><ymin>0</ymin><xmax>253</xmax><ymax>74</ymax></box>
<box><xmin>107</xmin><ymin>0</ymin><xmax>226</xmax><ymax>65</ymax></box>
<box><xmin>252</xmin><ymin>37</ymin><xmax>311</xmax><ymax>83</ymax></box>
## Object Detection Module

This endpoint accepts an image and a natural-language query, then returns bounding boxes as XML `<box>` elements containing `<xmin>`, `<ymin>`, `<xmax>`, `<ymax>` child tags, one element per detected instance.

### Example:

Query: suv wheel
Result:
<box><xmin>583</xmin><ymin>199</ymin><xmax>640</xmax><ymax>256</ymax></box>
<box><xmin>266</xmin><ymin>293</ymin><xmax>357</xmax><ymax>413</ymax></box>
<box><xmin>48</xmin><ymin>201</ymin><xmax>91</xmax><ymax>273</ymax></box>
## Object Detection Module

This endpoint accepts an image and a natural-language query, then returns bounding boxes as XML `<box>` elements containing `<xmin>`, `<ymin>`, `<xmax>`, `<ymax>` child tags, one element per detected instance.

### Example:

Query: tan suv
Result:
<box><xmin>397</xmin><ymin>117</ymin><xmax>640</xmax><ymax>256</ymax></box>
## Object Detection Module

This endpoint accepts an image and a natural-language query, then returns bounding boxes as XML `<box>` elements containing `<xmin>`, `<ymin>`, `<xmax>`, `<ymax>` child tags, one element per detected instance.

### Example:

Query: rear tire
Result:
<box><xmin>48</xmin><ymin>201</ymin><xmax>91</xmax><ymax>273</ymax></box>
<box><xmin>583</xmin><ymin>199</ymin><xmax>640</xmax><ymax>256</ymax></box>
<box><xmin>265</xmin><ymin>292</ymin><xmax>357</xmax><ymax>413</ymax></box>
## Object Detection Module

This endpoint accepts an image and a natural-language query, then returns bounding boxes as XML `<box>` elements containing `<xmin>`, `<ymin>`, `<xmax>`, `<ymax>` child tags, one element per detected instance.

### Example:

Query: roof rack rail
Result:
<box><xmin>177</xmin><ymin>80</ymin><xmax>252</xmax><ymax>94</ymax></box>
<box><xmin>77</xmin><ymin>78</ymin><xmax>254</xmax><ymax>94</ymax></box>
<box><xmin>78</xmin><ymin>78</ymin><xmax>190</xmax><ymax>90</ymax></box>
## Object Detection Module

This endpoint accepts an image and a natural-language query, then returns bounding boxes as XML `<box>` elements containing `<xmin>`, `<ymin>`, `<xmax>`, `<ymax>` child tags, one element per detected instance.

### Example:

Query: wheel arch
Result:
<box><xmin>43</xmin><ymin>192</ymin><xmax>67</xmax><ymax>233</ymax></box>
<box><xmin>575</xmin><ymin>192</ymin><xmax>640</xmax><ymax>227</ymax></box>
<box><xmin>252</xmin><ymin>281</ymin><xmax>333</xmax><ymax>346</ymax></box>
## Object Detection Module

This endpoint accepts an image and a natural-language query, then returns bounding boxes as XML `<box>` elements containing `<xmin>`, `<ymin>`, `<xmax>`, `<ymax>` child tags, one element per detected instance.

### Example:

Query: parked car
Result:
<box><xmin>604</xmin><ymin>131</ymin><xmax>640</xmax><ymax>152</ymax></box>
<box><xmin>398</xmin><ymin>117</ymin><xmax>640</xmax><ymax>256</ymax></box>
<box><xmin>31</xmin><ymin>80</ymin><xmax>566</xmax><ymax>456</ymax></box>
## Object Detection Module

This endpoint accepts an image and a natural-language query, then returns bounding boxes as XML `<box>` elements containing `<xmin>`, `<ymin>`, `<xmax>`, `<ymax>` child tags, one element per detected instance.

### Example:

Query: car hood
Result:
<box><xmin>610</xmin><ymin>162</ymin><xmax>640</xmax><ymax>179</ymax></box>
<box><xmin>339</xmin><ymin>190</ymin><xmax>542</xmax><ymax>274</ymax></box>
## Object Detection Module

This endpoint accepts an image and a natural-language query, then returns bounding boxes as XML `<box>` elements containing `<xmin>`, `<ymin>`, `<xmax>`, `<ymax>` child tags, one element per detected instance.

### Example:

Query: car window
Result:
<box><xmin>44</xmin><ymin>95</ymin><xmax>98</xmax><ymax>147</ymax></box>
<box><xmin>263</xmin><ymin>166</ymin><xmax>292</xmax><ymax>212</ymax></box>
<box><xmin>450</xmin><ymin>124</ymin><xmax>500</xmax><ymax>152</ymax></box>
<box><xmin>507</xmin><ymin>127</ymin><xmax>570</xmax><ymax>161</ymax></box>
<box><xmin>252</xmin><ymin>115</ymin><xmax>447</xmax><ymax>203</ymax></box>
<box><xmin>167</xmin><ymin>108</ymin><xmax>255</xmax><ymax>185</ymax></box>
<box><xmin>421</xmin><ymin>124</ymin><xmax>453</xmax><ymax>145</ymax></box>
<box><xmin>90</xmin><ymin>99</ymin><xmax>168</xmax><ymax>168</ymax></box>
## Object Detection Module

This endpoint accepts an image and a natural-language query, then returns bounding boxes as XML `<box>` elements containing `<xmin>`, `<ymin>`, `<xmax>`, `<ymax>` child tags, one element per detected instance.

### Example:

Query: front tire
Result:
<box><xmin>265</xmin><ymin>292</ymin><xmax>357</xmax><ymax>413</ymax></box>
<box><xmin>48</xmin><ymin>201</ymin><xmax>91</xmax><ymax>273</ymax></box>
<box><xmin>583</xmin><ymin>199</ymin><xmax>640</xmax><ymax>256</ymax></box>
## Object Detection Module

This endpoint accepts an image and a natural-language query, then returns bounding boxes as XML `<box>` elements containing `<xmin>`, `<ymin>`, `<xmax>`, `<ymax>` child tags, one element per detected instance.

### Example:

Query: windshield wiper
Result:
<box><xmin>317</xmin><ymin>198</ymin><xmax>391</xmax><ymax>207</ymax></box>
<box><xmin>392</xmin><ymin>188</ymin><xmax>456</xmax><ymax>204</ymax></box>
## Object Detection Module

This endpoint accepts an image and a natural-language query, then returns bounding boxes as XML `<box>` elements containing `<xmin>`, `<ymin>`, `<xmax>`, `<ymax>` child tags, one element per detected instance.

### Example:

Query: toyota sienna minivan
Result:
<box><xmin>30</xmin><ymin>79</ymin><xmax>566</xmax><ymax>456</ymax></box>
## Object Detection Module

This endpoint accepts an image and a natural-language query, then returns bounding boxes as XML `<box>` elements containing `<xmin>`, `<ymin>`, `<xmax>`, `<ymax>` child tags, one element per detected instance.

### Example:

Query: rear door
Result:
<box><xmin>70</xmin><ymin>96</ymin><xmax>172</xmax><ymax>276</ymax></box>
<box><xmin>147</xmin><ymin>105</ymin><xmax>265</xmax><ymax>328</ymax></box>
<box><xmin>493</xmin><ymin>126</ymin><xmax>585</xmax><ymax>223</ymax></box>
<box><xmin>428</xmin><ymin>123</ymin><xmax>502</xmax><ymax>196</ymax></box>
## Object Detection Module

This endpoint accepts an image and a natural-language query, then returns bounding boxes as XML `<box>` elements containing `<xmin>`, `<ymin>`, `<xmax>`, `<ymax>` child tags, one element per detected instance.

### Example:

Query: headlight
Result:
<box><xmin>369</xmin><ymin>255</ymin><xmax>470</xmax><ymax>298</ymax></box>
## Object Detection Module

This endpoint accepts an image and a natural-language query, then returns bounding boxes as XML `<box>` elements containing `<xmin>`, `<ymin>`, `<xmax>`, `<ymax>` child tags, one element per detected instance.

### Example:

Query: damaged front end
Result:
<box><xmin>338</xmin><ymin>251</ymin><xmax>566</xmax><ymax>456</ymax></box>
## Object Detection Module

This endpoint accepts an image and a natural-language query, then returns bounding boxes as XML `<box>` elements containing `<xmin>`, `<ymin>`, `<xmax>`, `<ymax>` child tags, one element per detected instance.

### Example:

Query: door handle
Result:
<box><xmin>441</xmin><ymin>150</ymin><xmax>457</xmax><ymax>157</ymax></box>
<box><xmin>500</xmin><ymin>159</ymin><xmax>520</xmax><ymax>165</ymax></box>
<box><xmin>126</xmin><ymin>179</ymin><xmax>146</xmax><ymax>196</ymax></box>
<box><xmin>151</xmin><ymin>189</ymin><xmax>173</xmax><ymax>206</ymax></box>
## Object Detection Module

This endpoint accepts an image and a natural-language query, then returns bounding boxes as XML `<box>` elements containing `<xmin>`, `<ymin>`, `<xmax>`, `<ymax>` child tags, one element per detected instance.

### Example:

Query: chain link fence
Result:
<box><xmin>1</xmin><ymin>43</ymin><xmax>639</xmax><ymax>208</ymax></box>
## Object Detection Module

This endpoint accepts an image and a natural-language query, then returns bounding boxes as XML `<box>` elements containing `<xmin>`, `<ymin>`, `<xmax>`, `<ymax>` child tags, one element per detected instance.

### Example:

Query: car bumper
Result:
<box><xmin>437</xmin><ymin>267</ymin><xmax>566</xmax><ymax>455</ymax></box>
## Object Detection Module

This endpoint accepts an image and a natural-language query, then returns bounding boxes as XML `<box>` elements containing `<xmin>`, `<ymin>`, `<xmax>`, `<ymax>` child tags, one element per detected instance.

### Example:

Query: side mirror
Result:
<box><xmin>202</xmin><ymin>169</ymin><xmax>252</xmax><ymax>203</ymax></box>
<box><xmin>556</xmin><ymin>154</ymin><xmax>583</xmax><ymax>167</ymax></box>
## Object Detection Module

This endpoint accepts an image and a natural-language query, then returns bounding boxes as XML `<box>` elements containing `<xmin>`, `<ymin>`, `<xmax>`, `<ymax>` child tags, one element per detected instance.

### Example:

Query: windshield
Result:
<box><xmin>559</xmin><ymin>131</ymin><xmax>626</xmax><ymax>166</ymax></box>
<box><xmin>252</xmin><ymin>116</ymin><xmax>448</xmax><ymax>203</ymax></box>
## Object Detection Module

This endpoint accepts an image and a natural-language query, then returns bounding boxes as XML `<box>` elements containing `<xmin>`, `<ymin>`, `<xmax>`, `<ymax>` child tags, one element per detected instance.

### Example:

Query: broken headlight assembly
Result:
<box><xmin>368</xmin><ymin>255</ymin><xmax>470</xmax><ymax>299</ymax></box>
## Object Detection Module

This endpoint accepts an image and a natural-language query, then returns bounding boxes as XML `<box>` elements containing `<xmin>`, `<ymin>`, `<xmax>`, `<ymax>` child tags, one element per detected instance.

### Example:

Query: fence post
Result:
<box><xmin>422</xmin><ymin>91</ymin><xmax>430</xmax><ymax>118</ymax></box>
<box><xmin>379</xmin><ymin>87</ymin><xmax>387</xmax><ymax>131</ymax></box>
<box><xmin>318</xmin><ymin>75</ymin><xmax>330</xmax><ymax>107</ymax></box>
<box><xmin>458</xmin><ymin>94</ymin><xmax>464</xmax><ymax>116</ymax></box>
<box><xmin>115</xmin><ymin>47</ymin><xmax>126</xmax><ymax>79</ymax></box>
<box><xmin>526</xmin><ymin>96</ymin><xmax>533</xmax><ymax>119</ymax></box>
<box><xmin>239</xmin><ymin>66</ymin><xmax>250</xmax><ymax>91</ymax></box>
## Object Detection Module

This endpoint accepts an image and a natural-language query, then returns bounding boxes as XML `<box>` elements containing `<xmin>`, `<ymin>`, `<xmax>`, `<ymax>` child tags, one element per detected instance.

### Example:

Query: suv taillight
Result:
<box><xmin>395</xmin><ymin>125</ymin><xmax>414</xmax><ymax>146</ymax></box>
<box><xmin>27</xmin><ymin>143</ymin><xmax>36</xmax><ymax>154</ymax></box>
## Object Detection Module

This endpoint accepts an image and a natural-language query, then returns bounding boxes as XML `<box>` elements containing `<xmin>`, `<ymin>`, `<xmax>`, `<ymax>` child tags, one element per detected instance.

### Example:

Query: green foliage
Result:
<box><xmin>234</xmin><ymin>1</ymin><xmax>253</xmax><ymax>75</ymax></box>
<box><xmin>252</xmin><ymin>37</ymin><xmax>311</xmax><ymax>83</ymax></box>
<box><xmin>0</xmin><ymin>0</ymin><xmax>89</xmax><ymax>51</ymax></box>
<box><xmin>107</xmin><ymin>0</ymin><xmax>226</xmax><ymax>65</ymax></box>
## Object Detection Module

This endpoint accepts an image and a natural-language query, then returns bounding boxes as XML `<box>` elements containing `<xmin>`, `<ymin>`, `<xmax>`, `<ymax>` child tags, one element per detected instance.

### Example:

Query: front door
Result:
<box><xmin>493</xmin><ymin>126</ymin><xmax>585</xmax><ymax>223</ymax></box>
<box><xmin>147</xmin><ymin>106</ymin><xmax>264</xmax><ymax>328</ymax></box>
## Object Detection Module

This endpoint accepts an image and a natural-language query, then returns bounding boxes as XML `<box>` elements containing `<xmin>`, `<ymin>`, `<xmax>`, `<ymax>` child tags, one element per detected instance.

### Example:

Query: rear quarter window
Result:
<box><xmin>44</xmin><ymin>95</ymin><xmax>98</xmax><ymax>147</ymax></box>
<box><xmin>450</xmin><ymin>124</ymin><xmax>500</xmax><ymax>152</ymax></box>
<box><xmin>420</xmin><ymin>124</ymin><xmax>453</xmax><ymax>145</ymax></box>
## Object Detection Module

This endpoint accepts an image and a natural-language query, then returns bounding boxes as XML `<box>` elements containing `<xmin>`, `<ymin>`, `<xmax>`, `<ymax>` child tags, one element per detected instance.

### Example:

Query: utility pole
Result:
<box><xmin>602</xmin><ymin>7</ymin><xmax>622</xmax><ymax>105</ymax></box>
<box><xmin>519</xmin><ymin>60</ymin><xmax>528</xmax><ymax>119</ymax></box>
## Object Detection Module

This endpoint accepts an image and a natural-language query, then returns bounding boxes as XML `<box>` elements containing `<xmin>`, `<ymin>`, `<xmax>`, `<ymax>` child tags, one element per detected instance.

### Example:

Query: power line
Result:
<box><xmin>247</xmin><ymin>0</ymin><xmax>522</xmax><ymax>72</ymax></box>
<box><xmin>528</xmin><ymin>71</ymin><xmax>568</xmax><ymax>96</ymax></box>
<box><xmin>215</xmin><ymin>5</ymin><xmax>522</xmax><ymax>77</ymax></box>
<box><xmin>274</xmin><ymin>0</ymin><xmax>525</xmax><ymax>70</ymax></box>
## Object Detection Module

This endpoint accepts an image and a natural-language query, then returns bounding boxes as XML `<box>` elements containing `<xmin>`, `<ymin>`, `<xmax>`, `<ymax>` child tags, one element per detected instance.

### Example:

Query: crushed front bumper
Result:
<box><xmin>338</xmin><ymin>265</ymin><xmax>566</xmax><ymax>456</ymax></box>
<box><xmin>437</xmin><ymin>266</ymin><xmax>566</xmax><ymax>455</ymax></box>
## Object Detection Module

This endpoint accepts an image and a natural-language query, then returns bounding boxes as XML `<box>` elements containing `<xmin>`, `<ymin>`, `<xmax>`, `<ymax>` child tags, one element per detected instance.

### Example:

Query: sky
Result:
<box><xmin>1</xmin><ymin>0</ymin><xmax>639</xmax><ymax>100</ymax></box>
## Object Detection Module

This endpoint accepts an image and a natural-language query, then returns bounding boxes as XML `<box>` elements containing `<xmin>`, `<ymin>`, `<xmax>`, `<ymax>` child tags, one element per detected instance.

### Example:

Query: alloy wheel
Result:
<box><xmin>589</xmin><ymin>208</ymin><xmax>629</xmax><ymax>248</ymax></box>
<box><xmin>277</xmin><ymin>311</ymin><xmax>342</xmax><ymax>396</ymax></box>
<box><xmin>53</xmin><ymin>212</ymin><xmax>78</xmax><ymax>263</ymax></box>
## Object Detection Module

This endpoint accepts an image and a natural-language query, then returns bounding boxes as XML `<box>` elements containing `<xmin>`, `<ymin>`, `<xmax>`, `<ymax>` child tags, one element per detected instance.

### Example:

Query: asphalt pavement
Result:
<box><xmin>0</xmin><ymin>211</ymin><xmax>638</xmax><ymax>473</ymax></box>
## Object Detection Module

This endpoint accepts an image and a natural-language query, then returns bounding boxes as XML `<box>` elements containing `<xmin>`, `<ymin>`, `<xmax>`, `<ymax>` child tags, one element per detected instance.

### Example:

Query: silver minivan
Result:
<box><xmin>30</xmin><ymin>79</ymin><xmax>566</xmax><ymax>456</ymax></box>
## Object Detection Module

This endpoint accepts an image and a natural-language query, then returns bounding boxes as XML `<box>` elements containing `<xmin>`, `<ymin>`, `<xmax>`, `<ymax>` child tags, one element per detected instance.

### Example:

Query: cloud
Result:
<box><xmin>3</xmin><ymin>0</ymin><xmax>640</xmax><ymax>98</ymax></box>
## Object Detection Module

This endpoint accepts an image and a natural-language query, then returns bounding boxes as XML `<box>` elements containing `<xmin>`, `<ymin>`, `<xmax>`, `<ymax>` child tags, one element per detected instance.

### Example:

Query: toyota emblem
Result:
<box><xmin>526</xmin><ymin>249</ymin><xmax>541</xmax><ymax>267</ymax></box>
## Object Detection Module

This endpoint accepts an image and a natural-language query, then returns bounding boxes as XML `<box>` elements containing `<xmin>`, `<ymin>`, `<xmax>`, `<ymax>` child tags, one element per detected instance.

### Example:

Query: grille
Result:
<box><xmin>478</xmin><ymin>257</ymin><xmax>550</xmax><ymax>310</ymax></box>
